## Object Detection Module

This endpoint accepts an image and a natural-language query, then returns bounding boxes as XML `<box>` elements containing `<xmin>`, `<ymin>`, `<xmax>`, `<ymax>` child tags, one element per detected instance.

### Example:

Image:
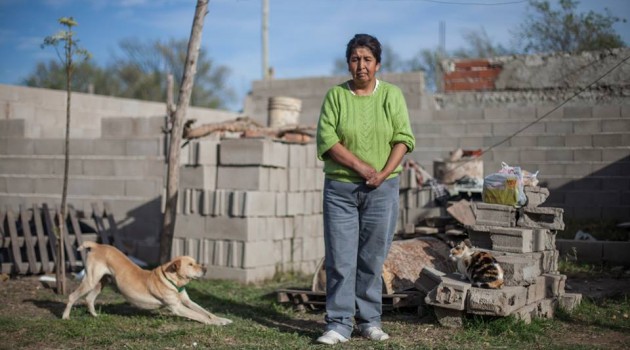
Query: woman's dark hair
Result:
<box><xmin>345</xmin><ymin>33</ymin><xmax>382</xmax><ymax>64</ymax></box>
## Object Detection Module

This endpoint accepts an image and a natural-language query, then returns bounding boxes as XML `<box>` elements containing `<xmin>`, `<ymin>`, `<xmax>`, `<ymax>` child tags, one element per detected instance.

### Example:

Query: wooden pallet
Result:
<box><xmin>0</xmin><ymin>203</ymin><xmax>116</xmax><ymax>275</ymax></box>
<box><xmin>276</xmin><ymin>288</ymin><xmax>423</xmax><ymax>311</ymax></box>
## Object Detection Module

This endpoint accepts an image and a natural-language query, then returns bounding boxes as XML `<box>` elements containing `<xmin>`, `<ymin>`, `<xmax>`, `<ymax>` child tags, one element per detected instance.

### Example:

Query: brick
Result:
<box><xmin>468</xmin><ymin>225</ymin><xmax>534</xmax><ymax>253</ymax></box>
<box><xmin>466</xmin><ymin>286</ymin><xmax>527</xmax><ymax>316</ymax></box>
<box><xmin>415</xmin><ymin>266</ymin><xmax>447</xmax><ymax>294</ymax></box>
<box><xmin>524</xmin><ymin>186</ymin><xmax>549</xmax><ymax>208</ymax></box>
<box><xmin>219</xmin><ymin>138</ymin><xmax>288</xmax><ymax>168</ymax></box>
<box><xmin>472</xmin><ymin>202</ymin><xmax>516</xmax><ymax>227</ymax></box>
<box><xmin>424</xmin><ymin>273</ymin><xmax>471</xmax><ymax>311</ymax></box>
<box><xmin>517</xmin><ymin>206</ymin><xmax>565</xmax><ymax>230</ymax></box>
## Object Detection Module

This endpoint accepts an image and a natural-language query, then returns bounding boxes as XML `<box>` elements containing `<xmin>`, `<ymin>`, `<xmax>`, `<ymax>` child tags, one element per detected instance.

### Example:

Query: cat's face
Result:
<box><xmin>448</xmin><ymin>240</ymin><xmax>471</xmax><ymax>261</ymax></box>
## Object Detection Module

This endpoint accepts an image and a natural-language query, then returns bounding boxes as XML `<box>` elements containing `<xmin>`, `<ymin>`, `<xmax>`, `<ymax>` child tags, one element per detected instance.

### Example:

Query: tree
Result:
<box><xmin>514</xmin><ymin>0</ymin><xmax>626</xmax><ymax>53</ymax></box>
<box><xmin>24</xmin><ymin>38</ymin><xmax>234</xmax><ymax>109</ymax></box>
<box><xmin>159</xmin><ymin>0</ymin><xmax>209</xmax><ymax>264</ymax></box>
<box><xmin>42</xmin><ymin>17</ymin><xmax>90</xmax><ymax>295</ymax></box>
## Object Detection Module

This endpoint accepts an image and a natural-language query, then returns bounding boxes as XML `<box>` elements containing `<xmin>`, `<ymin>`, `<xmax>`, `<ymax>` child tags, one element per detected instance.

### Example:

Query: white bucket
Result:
<box><xmin>268</xmin><ymin>96</ymin><xmax>302</xmax><ymax>128</ymax></box>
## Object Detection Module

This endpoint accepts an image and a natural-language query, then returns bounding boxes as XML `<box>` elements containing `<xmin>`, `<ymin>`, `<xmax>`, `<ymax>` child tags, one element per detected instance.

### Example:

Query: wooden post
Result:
<box><xmin>159</xmin><ymin>0</ymin><xmax>210</xmax><ymax>264</ymax></box>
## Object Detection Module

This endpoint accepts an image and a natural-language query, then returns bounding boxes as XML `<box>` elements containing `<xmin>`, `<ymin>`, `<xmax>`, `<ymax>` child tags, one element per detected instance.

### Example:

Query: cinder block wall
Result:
<box><xmin>409</xmin><ymin>105</ymin><xmax>630</xmax><ymax>220</ymax></box>
<box><xmin>0</xmin><ymin>85</ymin><xmax>242</xmax><ymax>264</ymax></box>
<box><xmin>243</xmin><ymin>72</ymin><xmax>428</xmax><ymax>127</ymax></box>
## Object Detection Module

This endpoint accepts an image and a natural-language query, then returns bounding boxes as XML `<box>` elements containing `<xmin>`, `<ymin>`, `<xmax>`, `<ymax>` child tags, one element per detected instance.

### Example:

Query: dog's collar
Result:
<box><xmin>161</xmin><ymin>269</ymin><xmax>186</xmax><ymax>293</ymax></box>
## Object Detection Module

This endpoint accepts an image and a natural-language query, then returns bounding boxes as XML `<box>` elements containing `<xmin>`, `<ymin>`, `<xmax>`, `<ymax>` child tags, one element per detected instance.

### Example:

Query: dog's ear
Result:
<box><xmin>165</xmin><ymin>259</ymin><xmax>181</xmax><ymax>273</ymax></box>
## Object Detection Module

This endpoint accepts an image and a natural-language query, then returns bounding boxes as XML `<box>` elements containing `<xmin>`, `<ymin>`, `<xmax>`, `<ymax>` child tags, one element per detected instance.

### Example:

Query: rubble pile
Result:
<box><xmin>417</xmin><ymin>185</ymin><xmax>583</xmax><ymax>327</ymax></box>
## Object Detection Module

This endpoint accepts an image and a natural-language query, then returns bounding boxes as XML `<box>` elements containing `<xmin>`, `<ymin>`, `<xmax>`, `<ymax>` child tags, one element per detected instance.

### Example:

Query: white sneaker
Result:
<box><xmin>361</xmin><ymin>327</ymin><xmax>390</xmax><ymax>341</ymax></box>
<box><xmin>316</xmin><ymin>330</ymin><xmax>349</xmax><ymax>345</ymax></box>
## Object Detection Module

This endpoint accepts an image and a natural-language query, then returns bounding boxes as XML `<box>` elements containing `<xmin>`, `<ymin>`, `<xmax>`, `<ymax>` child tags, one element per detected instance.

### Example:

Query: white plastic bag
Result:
<box><xmin>482</xmin><ymin>162</ymin><xmax>526</xmax><ymax>206</ymax></box>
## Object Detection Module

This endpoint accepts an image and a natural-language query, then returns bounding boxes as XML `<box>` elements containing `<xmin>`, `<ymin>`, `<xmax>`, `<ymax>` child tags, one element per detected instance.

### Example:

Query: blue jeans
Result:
<box><xmin>322</xmin><ymin>177</ymin><xmax>399</xmax><ymax>338</ymax></box>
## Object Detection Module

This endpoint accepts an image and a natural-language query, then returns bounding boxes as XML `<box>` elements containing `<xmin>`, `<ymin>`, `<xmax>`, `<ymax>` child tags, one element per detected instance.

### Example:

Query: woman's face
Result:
<box><xmin>348</xmin><ymin>46</ymin><xmax>380</xmax><ymax>86</ymax></box>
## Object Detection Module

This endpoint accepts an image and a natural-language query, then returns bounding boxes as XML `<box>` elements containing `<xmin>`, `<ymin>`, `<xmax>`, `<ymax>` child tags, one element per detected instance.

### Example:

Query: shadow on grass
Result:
<box><xmin>185</xmin><ymin>285</ymin><xmax>323</xmax><ymax>339</ymax></box>
<box><xmin>23</xmin><ymin>283</ymin><xmax>323</xmax><ymax>340</ymax></box>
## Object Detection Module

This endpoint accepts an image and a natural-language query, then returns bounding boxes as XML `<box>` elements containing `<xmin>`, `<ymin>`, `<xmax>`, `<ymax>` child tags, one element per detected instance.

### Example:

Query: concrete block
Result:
<box><xmin>466</xmin><ymin>286</ymin><xmax>527</xmax><ymax>316</ymax></box>
<box><xmin>524</xmin><ymin>186</ymin><xmax>549</xmax><ymax>208</ymax></box>
<box><xmin>217</xmin><ymin>166</ymin><xmax>269</xmax><ymax>190</ymax></box>
<box><xmin>543</xmin><ymin>273</ymin><xmax>566</xmax><ymax>297</ymax></box>
<box><xmin>494</xmin><ymin>254</ymin><xmax>541</xmax><ymax>286</ymax></box>
<box><xmin>558</xmin><ymin>292</ymin><xmax>582</xmax><ymax>312</ymax></box>
<box><xmin>433</xmin><ymin>307</ymin><xmax>465</xmax><ymax>328</ymax></box>
<box><xmin>468</xmin><ymin>225</ymin><xmax>534</xmax><ymax>253</ymax></box>
<box><xmin>288</xmin><ymin>143</ymin><xmax>307</xmax><ymax>168</ymax></box>
<box><xmin>268</xmin><ymin>167</ymin><xmax>288</xmax><ymax>192</ymax></box>
<box><xmin>180</xmin><ymin>165</ymin><xmax>217</xmax><ymax>190</ymax></box>
<box><xmin>517</xmin><ymin>207</ymin><xmax>565</xmax><ymax>230</ymax></box>
<box><xmin>204</xmin><ymin>265</ymin><xmax>277</xmax><ymax>283</ymax></box>
<box><xmin>472</xmin><ymin>202</ymin><xmax>516</xmax><ymax>227</ymax></box>
<box><xmin>287</xmin><ymin>168</ymin><xmax>300</xmax><ymax>192</ymax></box>
<box><xmin>556</xmin><ymin>239</ymin><xmax>603</xmax><ymax>264</ymax></box>
<box><xmin>200</xmin><ymin>190</ymin><xmax>229</xmax><ymax>216</ymax></box>
<box><xmin>229</xmin><ymin>190</ymin><xmax>277</xmax><ymax>217</ymax></box>
<box><xmin>534</xmin><ymin>298</ymin><xmax>557</xmax><ymax>319</ymax></box>
<box><xmin>602</xmin><ymin>241</ymin><xmax>630</xmax><ymax>266</ymax></box>
<box><xmin>424</xmin><ymin>273</ymin><xmax>471</xmax><ymax>311</ymax></box>
<box><xmin>533</xmin><ymin>229</ymin><xmax>556</xmax><ymax>252</ymax></box>
<box><xmin>219</xmin><ymin>138</ymin><xmax>288</xmax><ymax>168</ymax></box>
<box><xmin>196</xmin><ymin>138</ymin><xmax>220</xmax><ymax>166</ymax></box>
<box><xmin>512</xmin><ymin>301</ymin><xmax>537</xmax><ymax>324</ymax></box>
<box><xmin>525</xmin><ymin>276</ymin><xmax>547</xmax><ymax>305</ymax></box>
<box><xmin>415</xmin><ymin>266</ymin><xmax>447</xmax><ymax>294</ymax></box>
<box><xmin>286</xmin><ymin>192</ymin><xmax>305</xmax><ymax>216</ymax></box>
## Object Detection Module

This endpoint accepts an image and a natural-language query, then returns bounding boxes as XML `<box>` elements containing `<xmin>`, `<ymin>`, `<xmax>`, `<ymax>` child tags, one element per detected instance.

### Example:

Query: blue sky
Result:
<box><xmin>1</xmin><ymin>0</ymin><xmax>629</xmax><ymax>111</ymax></box>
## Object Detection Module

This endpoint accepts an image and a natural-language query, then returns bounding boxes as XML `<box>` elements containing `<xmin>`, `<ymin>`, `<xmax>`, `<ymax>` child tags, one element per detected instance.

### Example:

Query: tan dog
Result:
<box><xmin>62</xmin><ymin>241</ymin><xmax>232</xmax><ymax>325</ymax></box>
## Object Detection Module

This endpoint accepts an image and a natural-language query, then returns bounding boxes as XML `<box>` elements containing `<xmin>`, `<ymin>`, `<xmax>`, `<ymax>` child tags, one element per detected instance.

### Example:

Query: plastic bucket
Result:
<box><xmin>268</xmin><ymin>96</ymin><xmax>302</xmax><ymax>128</ymax></box>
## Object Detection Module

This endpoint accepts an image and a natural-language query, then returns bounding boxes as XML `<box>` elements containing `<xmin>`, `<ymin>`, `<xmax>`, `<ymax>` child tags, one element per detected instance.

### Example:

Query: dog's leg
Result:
<box><xmin>179</xmin><ymin>291</ymin><xmax>232</xmax><ymax>325</ymax></box>
<box><xmin>62</xmin><ymin>266</ymin><xmax>106</xmax><ymax>320</ymax></box>
<box><xmin>84</xmin><ymin>279</ymin><xmax>104</xmax><ymax>317</ymax></box>
<box><xmin>168</xmin><ymin>303</ymin><xmax>227</xmax><ymax>325</ymax></box>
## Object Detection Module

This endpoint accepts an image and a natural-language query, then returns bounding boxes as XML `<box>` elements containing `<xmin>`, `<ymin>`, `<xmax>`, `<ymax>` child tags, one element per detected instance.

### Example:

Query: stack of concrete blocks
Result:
<box><xmin>170</xmin><ymin>135</ymin><xmax>325</xmax><ymax>283</ymax></box>
<box><xmin>397</xmin><ymin>167</ymin><xmax>444</xmax><ymax>234</ymax></box>
<box><xmin>418</xmin><ymin>185</ymin><xmax>582</xmax><ymax>327</ymax></box>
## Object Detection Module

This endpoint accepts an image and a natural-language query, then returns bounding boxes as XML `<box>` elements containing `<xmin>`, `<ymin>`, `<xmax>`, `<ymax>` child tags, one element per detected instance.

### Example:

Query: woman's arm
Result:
<box><xmin>365</xmin><ymin>142</ymin><xmax>408</xmax><ymax>187</ymax></box>
<box><xmin>325</xmin><ymin>143</ymin><xmax>377</xmax><ymax>181</ymax></box>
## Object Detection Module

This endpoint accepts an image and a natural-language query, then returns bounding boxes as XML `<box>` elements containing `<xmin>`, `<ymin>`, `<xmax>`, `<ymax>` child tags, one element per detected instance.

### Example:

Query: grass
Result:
<box><xmin>0</xmin><ymin>268</ymin><xmax>629</xmax><ymax>349</ymax></box>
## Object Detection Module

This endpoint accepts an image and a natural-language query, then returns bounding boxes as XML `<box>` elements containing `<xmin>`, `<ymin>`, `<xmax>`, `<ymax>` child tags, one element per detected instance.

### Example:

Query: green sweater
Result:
<box><xmin>316</xmin><ymin>80</ymin><xmax>416</xmax><ymax>183</ymax></box>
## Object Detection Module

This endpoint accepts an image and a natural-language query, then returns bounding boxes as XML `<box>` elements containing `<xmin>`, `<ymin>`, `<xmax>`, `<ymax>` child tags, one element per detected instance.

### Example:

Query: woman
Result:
<box><xmin>315</xmin><ymin>33</ymin><xmax>415</xmax><ymax>345</ymax></box>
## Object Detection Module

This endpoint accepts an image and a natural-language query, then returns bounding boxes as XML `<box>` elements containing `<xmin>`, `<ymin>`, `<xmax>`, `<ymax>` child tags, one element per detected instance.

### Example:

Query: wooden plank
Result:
<box><xmin>0</xmin><ymin>210</ymin><xmax>5</xmax><ymax>249</ymax></box>
<box><xmin>91</xmin><ymin>202</ymin><xmax>110</xmax><ymax>245</ymax></box>
<box><xmin>5</xmin><ymin>206</ymin><xmax>27</xmax><ymax>274</ymax></box>
<box><xmin>41</xmin><ymin>203</ymin><xmax>59</xmax><ymax>267</ymax></box>
<box><xmin>68</xmin><ymin>205</ymin><xmax>87</xmax><ymax>264</ymax></box>
<box><xmin>32</xmin><ymin>204</ymin><xmax>52</xmax><ymax>273</ymax></box>
<box><xmin>56</xmin><ymin>204</ymin><xmax>77</xmax><ymax>270</ymax></box>
<box><xmin>103</xmin><ymin>202</ymin><xmax>124</xmax><ymax>252</ymax></box>
<box><xmin>19</xmin><ymin>205</ymin><xmax>40</xmax><ymax>274</ymax></box>
<box><xmin>0</xmin><ymin>209</ymin><xmax>9</xmax><ymax>274</ymax></box>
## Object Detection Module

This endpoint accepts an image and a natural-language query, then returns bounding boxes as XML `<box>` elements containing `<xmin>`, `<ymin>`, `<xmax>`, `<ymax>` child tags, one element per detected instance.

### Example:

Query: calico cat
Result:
<box><xmin>448</xmin><ymin>239</ymin><xmax>504</xmax><ymax>289</ymax></box>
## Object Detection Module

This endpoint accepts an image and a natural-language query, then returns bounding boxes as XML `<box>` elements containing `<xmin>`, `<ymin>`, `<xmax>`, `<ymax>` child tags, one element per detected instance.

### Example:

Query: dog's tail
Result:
<box><xmin>77</xmin><ymin>241</ymin><xmax>98</xmax><ymax>251</ymax></box>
